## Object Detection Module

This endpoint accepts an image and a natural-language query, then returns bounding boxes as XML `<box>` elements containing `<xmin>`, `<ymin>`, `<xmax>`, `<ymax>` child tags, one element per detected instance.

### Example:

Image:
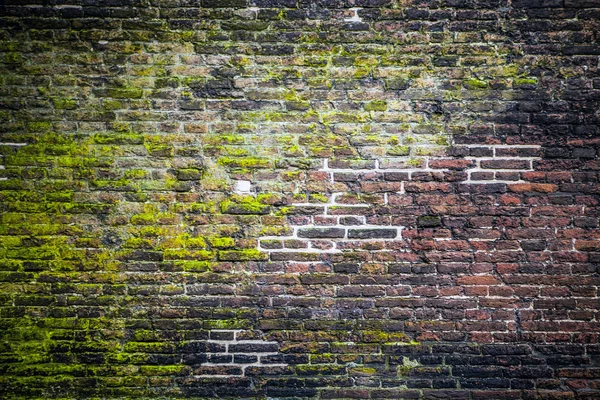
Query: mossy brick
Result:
<box><xmin>387</xmin><ymin>146</ymin><xmax>410</xmax><ymax>156</ymax></box>
<box><xmin>513</xmin><ymin>78</ymin><xmax>538</xmax><ymax>89</ymax></box>
<box><xmin>217</xmin><ymin>156</ymin><xmax>271</xmax><ymax>169</ymax></box>
<box><xmin>164</xmin><ymin>249</ymin><xmax>214</xmax><ymax>260</ymax></box>
<box><xmin>144</xmin><ymin>144</ymin><xmax>174</xmax><ymax>157</ymax></box>
<box><xmin>123</xmin><ymin>341</ymin><xmax>176</xmax><ymax>353</ymax></box>
<box><xmin>176</xmin><ymin>260</ymin><xmax>211</xmax><ymax>272</ymax></box>
<box><xmin>220</xmin><ymin>199</ymin><xmax>271</xmax><ymax>215</ymax></box>
<box><xmin>217</xmin><ymin>249</ymin><xmax>268</xmax><ymax>261</ymax></box>
<box><xmin>464</xmin><ymin>78</ymin><xmax>488</xmax><ymax>90</ymax></box>
<box><xmin>208</xmin><ymin>237</ymin><xmax>235</xmax><ymax>248</ymax></box>
<box><xmin>176</xmin><ymin>168</ymin><xmax>203</xmax><ymax>180</ymax></box>
<box><xmin>130</xmin><ymin>212</ymin><xmax>178</xmax><ymax>225</ymax></box>
<box><xmin>364</xmin><ymin>100</ymin><xmax>388</xmax><ymax>112</ymax></box>
<box><xmin>107</xmin><ymin>88</ymin><xmax>144</xmax><ymax>99</ymax></box>
<box><xmin>203</xmin><ymin>0</ymin><xmax>247</xmax><ymax>7</ymax></box>
<box><xmin>93</xmin><ymin>133</ymin><xmax>144</xmax><ymax>145</ymax></box>
<box><xmin>51</xmin><ymin>98</ymin><xmax>78</xmax><ymax>110</ymax></box>
<box><xmin>139</xmin><ymin>365</ymin><xmax>189</xmax><ymax>376</ymax></box>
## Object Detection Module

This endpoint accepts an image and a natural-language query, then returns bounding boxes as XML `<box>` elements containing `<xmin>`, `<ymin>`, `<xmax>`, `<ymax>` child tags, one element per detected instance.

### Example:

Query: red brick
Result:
<box><xmin>455</xmin><ymin>276</ymin><xmax>503</xmax><ymax>285</ymax></box>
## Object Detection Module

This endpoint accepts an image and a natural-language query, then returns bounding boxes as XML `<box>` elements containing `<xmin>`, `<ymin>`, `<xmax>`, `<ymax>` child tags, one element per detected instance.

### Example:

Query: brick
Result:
<box><xmin>384</xmin><ymin>172</ymin><xmax>410</xmax><ymax>181</ymax></box>
<box><xmin>480</xmin><ymin>159</ymin><xmax>531</xmax><ymax>170</ymax></box>
<box><xmin>565</xmin><ymin>0</ymin><xmax>600</xmax><ymax>6</ymax></box>
<box><xmin>229</xmin><ymin>343</ymin><xmax>279</xmax><ymax>353</ymax></box>
<box><xmin>203</xmin><ymin>0</ymin><xmax>247</xmax><ymax>7</ymax></box>
<box><xmin>574</xmin><ymin>240</ymin><xmax>600</xmax><ymax>251</ymax></box>
<box><xmin>347</xmin><ymin>229</ymin><xmax>397</xmax><ymax>239</ymax></box>
<box><xmin>428</xmin><ymin>159</ymin><xmax>474</xmax><ymax>170</ymax></box>
<box><xmin>512</xmin><ymin>0</ymin><xmax>563</xmax><ymax>7</ymax></box>
<box><xmin>455</xmin><ymin>276</ymin><xmax>503</xmax><ymax>285</ymax></box>
<box><xmin>297</xmin><ymin>228</ymin><xmax>345</xmax><ymax>238</ymax></box>
<box><xmin>508</xmin><ymin>183</ymin><xmax>558</xmax><ymax>193</ymax></box>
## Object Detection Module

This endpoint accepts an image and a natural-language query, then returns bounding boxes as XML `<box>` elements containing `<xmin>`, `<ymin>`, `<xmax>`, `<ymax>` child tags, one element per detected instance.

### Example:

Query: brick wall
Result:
<box><xmin>1</xmin><ymin>0</ymin><xmax>600</xmax><ymax>399</ymax></box>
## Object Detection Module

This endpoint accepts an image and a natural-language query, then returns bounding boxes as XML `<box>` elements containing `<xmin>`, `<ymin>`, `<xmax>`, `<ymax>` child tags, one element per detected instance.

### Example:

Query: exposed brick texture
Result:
<box><xmin>1</xmin><ymin>0</ymin><xmax>600</xmax><ymax>399</ymax></box>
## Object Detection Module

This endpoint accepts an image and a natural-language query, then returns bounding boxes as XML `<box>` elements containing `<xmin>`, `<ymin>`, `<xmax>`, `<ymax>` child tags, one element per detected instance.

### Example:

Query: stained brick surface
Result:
<box><xmin>1</xmin><ymin>0</ymin><xmax>600</xmax><ymax>399</ymax></box>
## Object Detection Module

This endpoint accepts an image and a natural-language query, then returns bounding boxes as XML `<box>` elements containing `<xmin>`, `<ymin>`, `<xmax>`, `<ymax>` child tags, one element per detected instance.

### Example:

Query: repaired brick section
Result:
<box><xmin>1</xmin><ymin>0</ymin><xmax>600</xmax><ymax>399</ymax></box>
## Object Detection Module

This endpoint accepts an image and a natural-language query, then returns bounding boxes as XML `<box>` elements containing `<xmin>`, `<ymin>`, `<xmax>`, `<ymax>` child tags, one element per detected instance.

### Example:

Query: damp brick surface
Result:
<box><xmin>0</xmin><ymin>0</ymin><xmax>600</xmax><ymax>399</ymax></box>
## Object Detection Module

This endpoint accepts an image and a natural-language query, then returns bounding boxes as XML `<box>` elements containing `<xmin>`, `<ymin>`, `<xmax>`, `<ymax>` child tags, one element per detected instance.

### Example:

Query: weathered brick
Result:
<box><xmin>297</xmin><ymin>228</ymin><xmax>345</xmax><ymax>238</ymax></box>
<box><xmin>1</xmin><ymin>0</ymin><xmax>599</xmax><ymax>398</ymax></box>
<box><xmin>480</xmin><ymin>159</ymin><xmax>531</xmax><ymax>170</ymax></box>
<box><xmin>347</xmin><ymin>228</ymin><xmax>397</xmax><ymax>239</ymax></box>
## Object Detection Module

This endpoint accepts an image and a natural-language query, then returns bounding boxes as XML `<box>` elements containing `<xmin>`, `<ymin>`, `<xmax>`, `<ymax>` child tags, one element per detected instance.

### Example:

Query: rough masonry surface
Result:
<box><xmin>1</xmin><ymin>0</ymin><xmax>600</xmax><ymax>399</ymax></box>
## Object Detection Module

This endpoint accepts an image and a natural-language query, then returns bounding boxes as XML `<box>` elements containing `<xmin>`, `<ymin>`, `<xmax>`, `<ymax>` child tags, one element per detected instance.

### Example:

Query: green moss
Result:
<box><xmin>464</xmin><ymin>78</ymin><xmax>488</xmax><ymax>90</ymax></box>
<box><xmin>176</xmin><ymin>168</ymin><xmax>203</xmax><ymax>180</ymax></box>
<box><xmin>187</xmin><ymin>237</ymin><xmax>207</xmax><ymax>248</ymax></box>
<box><xmin>204</xmin><ymin>319</ymin><xmax>251</xmax><ymax>329</ymax></box>
<box><xmin>434</xmin><ymin>135</ymin><xmax>449</xmax><ymax>146</ymax></box>
<box><xmin>208</xmin><ymin>134</ymin><xmax>245</xmax><ymax>145</ymax></box>
<box><xmin>51</xmin><ymin>98</ymin><xmax>78</xmax><ymax>110</ymax></box>
<box><xmin>218</xmin><ymin>249</ymin><xmax>268</xmax><ymax>261</ymax></box>
<box><xmin>259</xmin><ymin>226</ymin><xmax>290</xmax><ymax>236</ymax></box>
<box><xmin>308</xmin><ymin>193</ymin><xmax>329</xmax><ymax>203</ymax></box>
<box><xmin>124</xmin><ymin>169</ymin><xmax>148</xmax><ymax>179</ymax></box>
<box><xmin>124</xmin><ymin>237</ymin><xmax>154</xmax><ymax>249</ymax></box>
<box><xmin>164</xmin><ymin>249</ymin><xmax>213</xmax><ymax>260</ymax></box>
<box><xmin>176</xmin><ymin>260</ymin><xmax>211</xmax><ymax>272</ymax></box>
<box><xmin>513</xmin><ymin>77</ymin><xmax>538</xmax><ymax>88</ymax></box>
<box><xmin>414</xmin><ymin>147</ymin><xmax>442</xmax><ymax>156</ymax></box>
<box><xmin>404</xmin><ymin>136</ymin><xmax>416</xmax><ymax>145</ymax></box>
<box><xmin>139</xmin><ymin>365</ymin><xmax>187</xmax><ymax>376</ymax></box>
<box><xmin>5</xmin><ymin>52</ymin><xmax>23</xmax><ymax>64</ymax></box>
<box><xmin>91</xmin><ymin>178</ymin><xmax>133</xmax><ymax>190</ymax></box>
<box><xmin>45</xmin><ymin>190</ymin><xmax>73</xmax><ymax>202</ymax></box>
<box><xmin>130</xmin><ymin>210</ymin><xmax>177</xmax><ymax>225</ymax></box>
<box><xmin>220</xmin><ymin>198</ymin><xmax>270</xmax><ymax>215</ymax></box>
<box><xmin>364</xmin><ymin>100</ymin><xmax>387</xmax><ymax>112</ymax></box>
<box><xmin>123</xmin><ymin>341</ymin><xmax>175</xmax><ymax>353</ymax></box>
<box><xmin>217</xmin><ymin>156</ymin><xmax>271</xmax><ymax>169</ymax></box>
<box><xmin>133</xmin><ymin>226</ymin><xmax>171</xmax><ymax>237</ymax></box>
<box><xmin>407</xmin><ymin>158</ymin><xmax>424</xmax><ymax>167</ymax></box>
<box><xmin>102</xmin><ymin>99</ymin><xmax>123</xmax><ymax>110</ymax></box>
<box><xmin>108</xmin><ymin>88</ymin><xmax>144</xmax><ymax>99</ymax></box>
<box><xmin>208</xmin><ymin>237</ymin><xmax>235</xmax><ymax>248</ymax></box>
<box><xmin>322</xmin><ymin>111</ymin><xmax>368</xmax><ymax>124</ymax></box>
<box><xmin>28</xmin><ymin>121</ymin><xmax>52</xmax><ymax>132</ymax></box>
<box><xmin>387</xmin><ymin>146</ymin><xmax>410</xmax><ymax>156</ymax></box>
<box><xmin>276</xmin><ymin>206</ymin><xmax>295</xmax><ymax>216</ymax></box>
<box><xmin>93</xmin><ymin>133</ymin><xmax>144</xmax><ymax>145</ymax></box>
<box><xmin>353</xmin><ymin>67</ymin><xmax>371</xmax><ymax>79</ymax></box>
<box><xmin>350</xmin><ymin>366</ymin><xmax>377</xmax><ymax>375</ymax></box>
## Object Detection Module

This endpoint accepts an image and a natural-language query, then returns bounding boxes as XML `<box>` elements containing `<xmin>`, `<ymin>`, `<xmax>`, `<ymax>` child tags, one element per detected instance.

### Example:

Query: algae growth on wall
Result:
<box><xmin>1</xmin><ymin>0</ymin><xmax>600</xmax><ymax>399</ymax></box>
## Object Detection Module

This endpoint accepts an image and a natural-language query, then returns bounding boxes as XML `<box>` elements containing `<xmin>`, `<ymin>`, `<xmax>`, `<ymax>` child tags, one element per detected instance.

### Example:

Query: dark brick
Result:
<box><xmin>229</xmin><ymin>343</ymin><xmax>279</xmax><ymax>353</ymax></box>
<box><xmin>297</xmin><ymin>228</ymin><xmax>345</xmax><ymax>238</ymax></box>
<box><xmin>347</xmin><ymin>229</ymin><xmax>397</xmax><ymax>239</ymax></box>
<box><xmin>203</xmin><ymin>0</ymin><xmax>247</xmax><ymax>6</ymax></box>
<box><xmin>512</xmin><ymin>0</ymin><xmax>563</xmax><ymax>7</ymax></box>
<box><xmin>565</xmin><ymin>0</ymin><xmax>600</xmax><ymax>7</ymax></box>
<box><xmin>417</xmin><ymin>216</ymin><xmax>441</xmax><ymax>228</ymax></box>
